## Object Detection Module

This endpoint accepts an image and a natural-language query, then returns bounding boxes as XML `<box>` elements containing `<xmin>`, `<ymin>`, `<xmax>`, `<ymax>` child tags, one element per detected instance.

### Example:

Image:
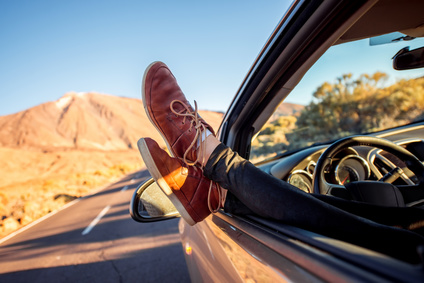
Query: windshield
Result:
<box><xmin>250</xmin><ymin>35</ymin><xmax>424</xmax><ymax>163</ymax></box>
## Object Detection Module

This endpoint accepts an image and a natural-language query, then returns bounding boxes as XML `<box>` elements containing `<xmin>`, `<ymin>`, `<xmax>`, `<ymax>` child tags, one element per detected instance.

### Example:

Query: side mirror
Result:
<box><xmin>129</xmin><ymin>177</ymin><xmax>180</xmax><ymax>222</ymax></box>
<box><xmin>393</xmin><ymin>46</ymin><xmax>424</xmax><ymax>70</ymax></box>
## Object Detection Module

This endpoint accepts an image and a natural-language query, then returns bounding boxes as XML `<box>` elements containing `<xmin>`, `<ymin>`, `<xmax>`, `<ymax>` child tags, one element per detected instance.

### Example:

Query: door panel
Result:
<box><xmin>180</xmin><ymin>214</ymin><xmax>322</xmax><ymax>282</ymax></box>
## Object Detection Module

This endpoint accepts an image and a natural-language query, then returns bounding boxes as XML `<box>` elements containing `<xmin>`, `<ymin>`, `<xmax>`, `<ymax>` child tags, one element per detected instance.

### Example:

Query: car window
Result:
<box><xmin>250</xmin><ymin>36</ymin><xmax>424</xmax><ymax>163</ymax></box>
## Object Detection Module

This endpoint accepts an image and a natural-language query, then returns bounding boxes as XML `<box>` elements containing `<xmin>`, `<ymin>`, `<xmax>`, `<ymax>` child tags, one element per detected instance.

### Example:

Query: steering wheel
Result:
<box><xmin>312</xmin><ymin>136</ymin><xmax>424</xmax><ymax>195</ymax></box>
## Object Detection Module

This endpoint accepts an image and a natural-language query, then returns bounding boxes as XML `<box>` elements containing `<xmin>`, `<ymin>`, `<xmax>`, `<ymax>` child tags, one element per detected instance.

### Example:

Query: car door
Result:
<box><xmin>180</xmin><ymin>214</ymin><xmax>329</xmax><ymax>282</ymax></box>
<box><xmin>181</xmin><ymin>209</ymin><xmax>409</xmax><ymax>282</ymax></box>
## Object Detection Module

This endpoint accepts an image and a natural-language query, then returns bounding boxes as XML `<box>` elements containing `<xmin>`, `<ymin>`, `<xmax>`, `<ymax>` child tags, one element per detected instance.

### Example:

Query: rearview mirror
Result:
<box><xmin>393</xmin><ymin>46</ymin><xmax>424</xmax><ymax>70</ymax></box>
<box><xmin>129</xmin><ymin>177</ymin><xmax>180</xmax><ymax>222</ymax></box>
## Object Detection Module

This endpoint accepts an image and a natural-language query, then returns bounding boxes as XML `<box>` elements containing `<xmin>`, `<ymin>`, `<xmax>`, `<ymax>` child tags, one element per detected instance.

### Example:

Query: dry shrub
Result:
<box><xmin>0</xmin><ymin>161</ymin><xmax>142</xmax><ymax>238</ymax></box>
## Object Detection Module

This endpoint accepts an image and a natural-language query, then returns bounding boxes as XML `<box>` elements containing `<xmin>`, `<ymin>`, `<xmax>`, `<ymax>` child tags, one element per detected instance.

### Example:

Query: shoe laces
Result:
<box><xmin>170</xmin><ymin>99</ymin><xmax>207</xmax><ymax>167</ymax></box>
<box><xmin>170</xmin><ymin>99</ymin><xmax>223</xmax><ymax>213</ymax></box>
<box><xmin>208</xmin><ymin>181</ymin><xmax>223</xmax><ymax>213</ymax></box>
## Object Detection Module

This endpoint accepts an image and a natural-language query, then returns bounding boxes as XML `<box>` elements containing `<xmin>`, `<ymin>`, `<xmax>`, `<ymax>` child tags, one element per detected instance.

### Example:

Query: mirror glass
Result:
<box><xmin>130</xmin><ymin>177</ymin><xmax>180</xmax><ymax>222</ymax></box>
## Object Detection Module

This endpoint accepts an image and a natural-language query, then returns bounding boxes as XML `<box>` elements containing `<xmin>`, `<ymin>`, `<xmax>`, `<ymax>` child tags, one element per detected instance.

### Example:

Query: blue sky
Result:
<box><xmin>291</xmin><ymin>38</ymin><xmax>424</xmax><ymax>103</ymax></box>
<box><xmin>0</xmin><ymin>0</ymin><xmax>291</xmax><ymax>116</ymax></box>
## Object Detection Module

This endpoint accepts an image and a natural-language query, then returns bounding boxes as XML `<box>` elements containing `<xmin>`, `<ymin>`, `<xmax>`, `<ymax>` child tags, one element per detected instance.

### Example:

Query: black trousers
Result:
<box><xmin>204</xmin><ymin>143</ymin><xmax>424</xmax><ymax>264</ymax></box>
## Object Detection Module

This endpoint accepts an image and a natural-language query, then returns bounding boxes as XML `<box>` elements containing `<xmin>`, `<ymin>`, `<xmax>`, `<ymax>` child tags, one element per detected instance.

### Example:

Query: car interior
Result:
<box><xmin>231</xmin><ymin>0</ymin><xmax>424</xmax><ymax>265</ymax></box>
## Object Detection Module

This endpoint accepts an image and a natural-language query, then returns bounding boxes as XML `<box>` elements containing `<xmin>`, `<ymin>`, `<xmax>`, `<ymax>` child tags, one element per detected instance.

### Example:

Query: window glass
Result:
<box><xmin>250</xmin><ymin>36</ymin><xmax>424</xmax><ymax>163</ymax></box>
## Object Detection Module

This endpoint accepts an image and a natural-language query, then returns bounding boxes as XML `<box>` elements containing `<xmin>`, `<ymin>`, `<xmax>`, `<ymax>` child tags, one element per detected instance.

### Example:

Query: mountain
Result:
<box><xmin>0</xmin><ymin>92</ymin><xmax>223</xmax><ymax>237</ymax></box>
<box><xmin>0</xmin><ymin>92</ymin><xmax>223</xmax><ymax>151</ymax></box>
<box><xmin>0</xmin><ymin>92</ymin><xmax>223</xmax><ymax>188</ymax></box>
<box><xmin>268</xmin><ymin>102</ymin><xmax>305</xmax><ymax>122</ymax></box>
<box><xmin>276</xmin><ymin>102</ymin><xmax>305</xmax><ymax>116</ymax></box>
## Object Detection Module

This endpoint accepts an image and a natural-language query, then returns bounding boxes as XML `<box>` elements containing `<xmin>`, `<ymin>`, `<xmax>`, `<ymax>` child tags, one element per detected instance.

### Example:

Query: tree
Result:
<box><xmin>287</xmin><ymin>73</ymin><xmax>424</xmax><ymax>149</ymax></box>
<box><xmin>250</xmin><ymin>73</ymin><xmax>424</xmax><ymax>161</ymax></box>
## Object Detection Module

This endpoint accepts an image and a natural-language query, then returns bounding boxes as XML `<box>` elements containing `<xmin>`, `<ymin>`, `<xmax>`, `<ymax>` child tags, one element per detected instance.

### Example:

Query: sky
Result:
<box><xmin>0</xmin><ymin>0</ymin><xmax>292</xmax><ymax>116</ymax></box>
<box><xmin>291</xmin><ymin>37</ymin><xmax>424</xmax><ymax>103</ymax></box>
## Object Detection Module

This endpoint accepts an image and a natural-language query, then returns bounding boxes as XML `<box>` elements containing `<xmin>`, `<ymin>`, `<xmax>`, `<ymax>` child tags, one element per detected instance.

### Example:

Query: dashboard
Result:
<box><xmin>260</xmin><ymin>123</ymin><xmax>424</xmax><ymax>195</ymax></box>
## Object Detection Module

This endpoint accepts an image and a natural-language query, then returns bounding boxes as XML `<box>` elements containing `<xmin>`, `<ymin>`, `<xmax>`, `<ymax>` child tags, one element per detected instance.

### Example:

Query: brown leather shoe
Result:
<box><xmin>142</xmin><ymin>61</ymin><xmax>215</xmax><ymax>166</ymax></box>
<box><xmin>138</xmin><ymin>137</ymin><xmax>222</xmax><ymax>225</ymax></box>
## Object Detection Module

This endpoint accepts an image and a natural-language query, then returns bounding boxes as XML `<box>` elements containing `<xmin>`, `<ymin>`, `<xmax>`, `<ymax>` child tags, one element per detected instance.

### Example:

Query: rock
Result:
<box><xmin>2</xmin><ymin>217</ymin><xmax>20</xmax><ymax>233</ymax></box>
<box><xmin>20</xmin><ymin>214</ymin><xmax>33</xmax><ymax>226</ymax></box>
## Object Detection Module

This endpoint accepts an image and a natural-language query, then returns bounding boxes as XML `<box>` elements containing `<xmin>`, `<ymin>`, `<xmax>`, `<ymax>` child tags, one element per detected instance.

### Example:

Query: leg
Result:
<box><xmin>203</xmin><ymin>143</ymin><xmax>424</xmax><ymax>263</ymax></box>
<box><xmin>139</xmin><ymin>61</ymin><xmax>424</xmax><ymax>263</ymax></box>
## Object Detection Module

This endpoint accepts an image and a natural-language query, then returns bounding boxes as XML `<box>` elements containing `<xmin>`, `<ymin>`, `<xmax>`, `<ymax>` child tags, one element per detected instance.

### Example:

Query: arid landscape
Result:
<box><xmin>0</xmin><ymin>92</ymin><xmax>223</xmax><ymax>238</ymax></box>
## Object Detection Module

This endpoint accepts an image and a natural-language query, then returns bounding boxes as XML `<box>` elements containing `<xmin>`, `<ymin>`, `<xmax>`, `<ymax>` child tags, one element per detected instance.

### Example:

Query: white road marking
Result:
<box><xmin>120</xmin><ymin>185</ymin><xmax>128</xmax><ymax>192</ymax></box>
<box><xmin>82</xmin><ymin>205</ymin><xmax>111</xmax><ymax>235</ymax></box>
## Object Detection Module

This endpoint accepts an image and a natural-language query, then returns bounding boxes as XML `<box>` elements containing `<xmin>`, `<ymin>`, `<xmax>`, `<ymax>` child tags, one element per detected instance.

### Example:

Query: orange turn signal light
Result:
<box><xmin>185</xmin><ymin>243</ymin><xmax>192</xmax><ymax>255</ymax></box>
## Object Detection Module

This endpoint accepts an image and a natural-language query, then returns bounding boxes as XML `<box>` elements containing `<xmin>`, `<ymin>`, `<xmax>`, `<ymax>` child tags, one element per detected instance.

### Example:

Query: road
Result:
<box><xmin>0</xmin><ymin>169</ymin><xmax>190</xmax><ymax>283</ymax></box>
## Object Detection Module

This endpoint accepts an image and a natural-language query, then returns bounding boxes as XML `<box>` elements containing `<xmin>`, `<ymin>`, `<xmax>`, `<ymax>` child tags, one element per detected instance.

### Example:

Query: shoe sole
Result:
<box><xmin>142</xmin><ymin>62</ymin><xmax>177</xmax><ymax>158</ymax></box>
<box><xmin>138</xmin><ymin>138</ymin><xmax>196</xmax><ymax>226</ymax></box>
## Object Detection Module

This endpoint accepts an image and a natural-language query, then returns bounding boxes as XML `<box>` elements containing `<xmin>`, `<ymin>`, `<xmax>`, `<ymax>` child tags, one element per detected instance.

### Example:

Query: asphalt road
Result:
<box><xmin>0</xmin><ymin>169</ymin><xmax>190</xmax><ymax>283</ymax></box>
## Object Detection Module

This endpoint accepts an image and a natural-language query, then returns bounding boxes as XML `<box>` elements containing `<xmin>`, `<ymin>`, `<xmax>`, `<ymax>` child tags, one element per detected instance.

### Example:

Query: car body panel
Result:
<box><xmin>181</xmin><ymin>212</ymin><xmax>424</xmax><ymax>282</ymax></box>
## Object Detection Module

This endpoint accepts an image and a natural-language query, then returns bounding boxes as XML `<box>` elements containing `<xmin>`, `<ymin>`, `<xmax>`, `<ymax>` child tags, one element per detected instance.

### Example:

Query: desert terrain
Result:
<box><xmin>0</xmin><ymin>92</ymin><xmax>223</xmax><ymax>238</ymax></box>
